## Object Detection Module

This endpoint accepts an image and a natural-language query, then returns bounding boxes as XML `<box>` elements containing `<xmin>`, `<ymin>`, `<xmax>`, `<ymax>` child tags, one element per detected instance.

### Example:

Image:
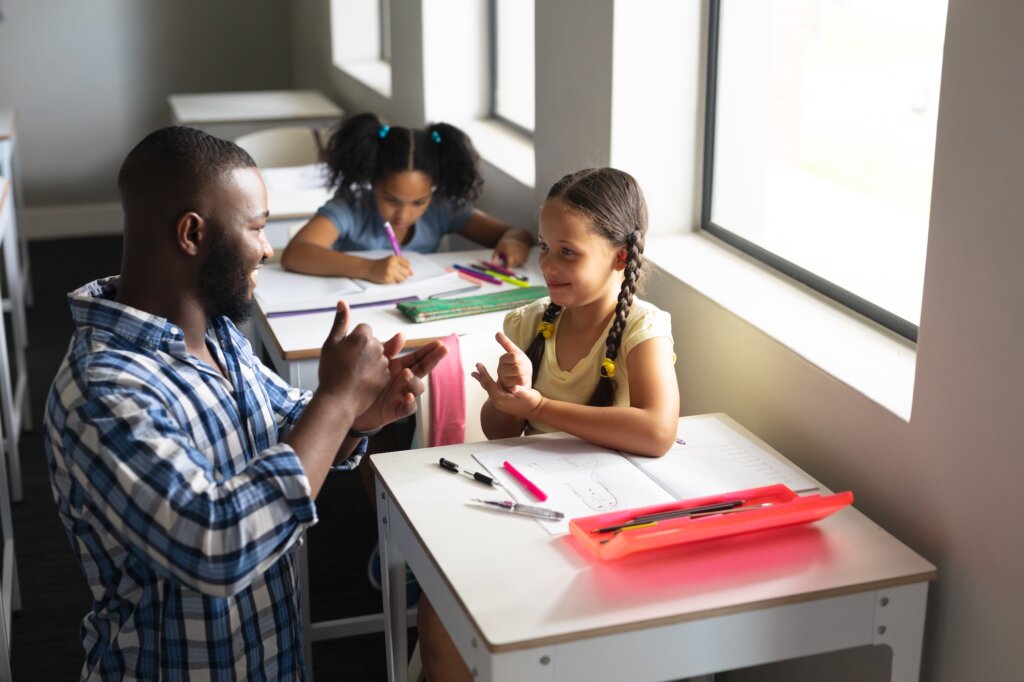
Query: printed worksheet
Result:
<box><xmin>473</xmin><ymin>415</ymin><xmax>819</xmax><ymax>536</ymax></box>
<box><xmin>474</xmin><ymin>440</ymin><xmax>674</xmax><ymax>535</ymax></box>
<box><xmin>627</xmin><ymin>415</ymin><xmax>819</xmax><ymax>501</ymax></box>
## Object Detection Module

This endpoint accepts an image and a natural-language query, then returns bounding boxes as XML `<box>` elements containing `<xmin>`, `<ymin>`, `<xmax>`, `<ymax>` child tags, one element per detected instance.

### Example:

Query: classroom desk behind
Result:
<box><xmin>370</xmin><ymin>414</ymin><xmax>937</xmax><ymax>682</ymax></box>
<box><xmin>253</xmin><ymin>249</ymin><xmax>543</xmax><ymax>391</ymax></box>
<box><xmin>168</xmin><ymin>89</ymin><xmax>343</xmax><ymax>142</ymax></box>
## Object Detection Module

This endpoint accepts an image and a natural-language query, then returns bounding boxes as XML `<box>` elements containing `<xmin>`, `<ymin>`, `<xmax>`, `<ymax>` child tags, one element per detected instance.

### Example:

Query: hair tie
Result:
<box><xmin>600</xmin><ymin>357</ymin><xmax>616</xmax><ymax>378</ymax></box>
<box><xmin>430</xmin><ymin>130</ymin><xmax>442</xmax><ymax>144</ymax></box>
<box><xmin>537</xmin><ymin>321</ymin><xmax>555</xmax><ymax>339</ymax></box>
<box><xmin>378</xmin><ymin>125</ymin><xmax>390</xmax><ymax>139</ymax></box>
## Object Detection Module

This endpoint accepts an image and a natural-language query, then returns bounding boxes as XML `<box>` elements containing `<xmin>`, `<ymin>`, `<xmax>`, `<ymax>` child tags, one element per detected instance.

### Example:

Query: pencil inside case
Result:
<box><xmin>568</xmin><ymin>484</ymin><xmax>854</xmax><ymax>561</ymax></box>
<box><xmin>396</xmin><ymin>286</ymin><xmax>548</xmax><ymax>322</ymax></box>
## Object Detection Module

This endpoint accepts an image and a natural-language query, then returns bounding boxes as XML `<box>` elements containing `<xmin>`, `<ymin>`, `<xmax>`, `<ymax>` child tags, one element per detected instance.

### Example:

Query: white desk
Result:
<box><xmin>168</xmin><ymin>90</ymin><xmax>343</xmax><ymax>142</ymax></box>
<box><xmin>258</xmin><ymin>163</ymin><xmax>333</xmax><ymax>250</ymax></box>
<box><xmin>253</xmin><ymin>249</ymin><xmax>543</xmax><ymax>391</ymax></box>
<box><xmin>371</xmin><ymin>414</ymin><xmax>937</xmax><ymax>682</ymax></box>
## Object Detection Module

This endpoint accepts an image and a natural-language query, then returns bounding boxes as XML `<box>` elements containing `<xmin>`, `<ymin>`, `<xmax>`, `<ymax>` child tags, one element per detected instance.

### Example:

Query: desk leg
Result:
<box><xmin>873</xmin><ymin>583</ymin><xmax>928</xmax><ymax>682</ymax></box>
<box><xmin>0</xmin><ymin>275</ymin><xmax>20</xmax><ymax>503</ymax></box>
<box><xmin>376</xmin><ymin>480</ymin><xmax>409</xmax><ymax>682</ymax></box>
<box><xmin>298</xmin><ymin>534</ymin><xmax>314</xmax><ymax>679</ymax></box>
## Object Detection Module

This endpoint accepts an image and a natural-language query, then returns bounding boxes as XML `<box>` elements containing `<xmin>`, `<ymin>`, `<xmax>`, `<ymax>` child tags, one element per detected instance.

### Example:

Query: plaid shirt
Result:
<box><xmin>44</xmin><ymin>277</ymin><xmax>360</xmax><ymax>680</ymax></box>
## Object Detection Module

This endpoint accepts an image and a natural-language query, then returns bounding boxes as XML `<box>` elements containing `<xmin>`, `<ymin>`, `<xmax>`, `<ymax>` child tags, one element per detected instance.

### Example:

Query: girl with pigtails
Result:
<box><xmin>419</xmin><ymin>167</ymin><xmax>681</xmax><ymax>682</ymax></box>
<box><xmin>471</xmin><ymin>167</ymin><xmax>679</xmax><ymax>458</ymax></box>
<box><xmin>280</xmin><ymin>112</ymin><xmax>533</xmax><ymax>283</ymax></box>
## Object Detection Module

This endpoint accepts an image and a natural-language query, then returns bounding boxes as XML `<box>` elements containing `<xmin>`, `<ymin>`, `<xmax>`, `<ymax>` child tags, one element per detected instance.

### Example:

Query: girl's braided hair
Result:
<box><xmin>525</xmin><ymin>168</ymin><xmax>648</xmax><ymax>407</ymax></box>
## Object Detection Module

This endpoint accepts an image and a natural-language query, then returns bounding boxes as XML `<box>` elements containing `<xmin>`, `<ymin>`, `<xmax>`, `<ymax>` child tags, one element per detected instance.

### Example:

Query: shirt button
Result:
<box><xmin>169</xmin><ymin>326</ymin><xmax>180</xmax><ymax>336</ymax></box>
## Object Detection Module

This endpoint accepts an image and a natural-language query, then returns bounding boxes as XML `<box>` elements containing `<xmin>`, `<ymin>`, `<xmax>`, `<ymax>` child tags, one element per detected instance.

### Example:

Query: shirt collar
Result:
<box><xmin>68</xmin><ymin>276</ymin><xmax>191</xmax><ymax>355</ymax></box>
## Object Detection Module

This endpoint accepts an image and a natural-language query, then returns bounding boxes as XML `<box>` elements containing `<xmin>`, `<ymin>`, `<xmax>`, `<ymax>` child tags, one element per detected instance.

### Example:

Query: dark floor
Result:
<box><xmin>9</xmin><ymin>235</ymin><xmax>403</xmax><ymax>680</ymax></box>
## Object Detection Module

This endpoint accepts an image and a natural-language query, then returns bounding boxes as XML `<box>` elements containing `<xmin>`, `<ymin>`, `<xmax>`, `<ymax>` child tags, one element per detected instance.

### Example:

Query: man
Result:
<box><xmin>43</xmin><ymin>126</ymin><xmax>446</xmax><ymax>679</ymax></box>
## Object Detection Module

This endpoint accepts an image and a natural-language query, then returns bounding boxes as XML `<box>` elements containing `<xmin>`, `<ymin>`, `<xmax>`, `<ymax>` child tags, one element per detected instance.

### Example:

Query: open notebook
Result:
<box><xmin>255</xmin><ymin>250</ymin><xmax>468</xmax><ymax>314</ymax></box>
<box><xmin>473</xmin><ymin>414</ymin><xmax>819</xmax><ymax>535</ymax></box>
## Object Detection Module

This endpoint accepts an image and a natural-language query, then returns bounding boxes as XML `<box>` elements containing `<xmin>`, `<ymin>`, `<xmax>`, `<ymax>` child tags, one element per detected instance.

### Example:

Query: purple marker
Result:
<box><xmin>383</xmin><ymin>221</ymin><xmax>403</xmax><ymax>257</ymax></box>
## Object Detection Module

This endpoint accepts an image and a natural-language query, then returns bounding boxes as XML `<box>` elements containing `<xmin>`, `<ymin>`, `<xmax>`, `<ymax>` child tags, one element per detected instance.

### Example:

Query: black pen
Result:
<box><xmin>591</xmin><ymin>500</ymin><xmax>744</xmax><ymax>534</ymax></box>
<box><xmin>439</xmin><ymin>457</ymin><xmax>496</xmax><ymax>486</ymax></box>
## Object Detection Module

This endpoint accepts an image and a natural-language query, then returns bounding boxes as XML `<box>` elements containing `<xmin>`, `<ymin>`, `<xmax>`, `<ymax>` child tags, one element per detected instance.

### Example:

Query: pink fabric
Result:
<box><xmin>428</xmin><ymin>334</ymin><xmax>466</xmax><ymax>447</ymax></box>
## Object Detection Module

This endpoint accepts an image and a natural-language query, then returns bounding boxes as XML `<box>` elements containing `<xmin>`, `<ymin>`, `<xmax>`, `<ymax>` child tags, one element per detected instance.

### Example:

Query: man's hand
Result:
<box><xmin>316</xmin><ymin>302</ymin><xmax>390</xmax><ymax>416</ymax></box>
<box><xmin>369</xmin><ymin>255</ymin><xmax>413</xmax><ymax>283</ymax></box>
<box><xmin>494</xmin><ymin>332</ymin><xmax>532</xmax><ymax>391</ymax></box>
<box><xmin>351</xmin><ymin>336</ymin><xmax>449</xmax><ymax>432</ymax></box>
<box><xmin>471</xmin><ymin>362</ymin><xmax>544</xmax><ymax>420</ymax></box>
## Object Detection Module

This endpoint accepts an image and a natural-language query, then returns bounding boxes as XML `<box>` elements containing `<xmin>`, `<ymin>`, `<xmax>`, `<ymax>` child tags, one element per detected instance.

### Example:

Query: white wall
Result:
<box><xmin>294</xmin><ymin>1</ymin><xmax>1024</xmax><ymax>680</ymax></box>
<box><xmin>651</xmin><ymin>1</ymin><xmax>1024</xmax><ymax>680</ymax></box>
<box><xmin>0</xmin><ymin>0</ymin><xmax>292</xmax><ymax>232</ymax></box>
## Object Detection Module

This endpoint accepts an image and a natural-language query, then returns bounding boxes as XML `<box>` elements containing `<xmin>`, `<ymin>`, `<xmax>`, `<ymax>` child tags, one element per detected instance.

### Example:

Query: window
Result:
<box><xmin>703</xmin><ymin>0</ymin><xmax>949</xmax><ymax>340</ymax></box>
<box><xmin>490</xmin><ymin>0</ymin><xmax>535</xmax><ymax>134</ymax></box>
<box><xmin>329</xmin><ymin>0</ymin><xmax>392</xmax><ymax>97</ymax></box>
<box><xmin>380</xmin><ymin>0</ymin><xmax>391</xmax><ymax>62</ymax></box>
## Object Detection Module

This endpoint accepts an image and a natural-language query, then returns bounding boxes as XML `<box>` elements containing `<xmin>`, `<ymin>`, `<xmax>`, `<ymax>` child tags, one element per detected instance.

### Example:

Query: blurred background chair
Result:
<box><xmin>234</xmin><ymin>126</ymin><xmax>323</xmax><ymax>168</ymax></box>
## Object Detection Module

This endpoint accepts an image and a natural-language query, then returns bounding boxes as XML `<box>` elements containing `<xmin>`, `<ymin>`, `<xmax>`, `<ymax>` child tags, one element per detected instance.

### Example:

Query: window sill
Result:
<box><xmin>646</xmin><ymin>233</ymin><xmax>916</xmax><ymax>421</ymax></box>
<box><xmin>334</xmin><ymin>59</ymin><xmax>392</xmax><ymax>98</ymax></box>
<box><xmin>458</xmin><ymin>119</ymin><xmax>535</xmax><ymax>189</ymax></box>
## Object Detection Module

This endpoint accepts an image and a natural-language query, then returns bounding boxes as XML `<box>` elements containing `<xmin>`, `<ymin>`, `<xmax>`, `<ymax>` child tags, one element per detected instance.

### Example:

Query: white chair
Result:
<box><xmin>233</xmin><ymin>126</ymin><xmax>323</xmax><ymax>168</ymax></box>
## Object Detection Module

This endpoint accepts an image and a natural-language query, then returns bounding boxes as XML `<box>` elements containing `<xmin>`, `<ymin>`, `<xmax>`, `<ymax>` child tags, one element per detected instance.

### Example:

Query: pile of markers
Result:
<box><xmin>452</xmin><ymin>261</ymin><xmax>530</xmax><ymax>287</ymax></box>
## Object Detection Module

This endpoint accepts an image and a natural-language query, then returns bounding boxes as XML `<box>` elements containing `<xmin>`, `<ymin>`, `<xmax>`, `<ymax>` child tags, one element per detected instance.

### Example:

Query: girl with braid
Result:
<box><xmin>472</xmin><ymin>167</ymin><xmax>679</xmax><ymax>457</ymax></box>
<box><xmin>420</xmin><ymin>167</ymin><xmax>680</xmax><ymax>682</ymax></box>
<box><xmin>281</xmin><ymin>112</ymin><xmax>533</xmax><ymax>283</ymax></box>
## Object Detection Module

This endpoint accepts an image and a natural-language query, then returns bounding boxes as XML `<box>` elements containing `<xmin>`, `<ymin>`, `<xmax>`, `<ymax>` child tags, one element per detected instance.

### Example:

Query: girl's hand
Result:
<box><xmin>369</xmin><ymin>255</ymin><xmax>413</xmax><ymax>283</ymax></box>
<box><xmin>492</xmin><ymin>238</ymin><xmax>530</xmax><ymax>268</ymax></box>
<box><xmin>494</xmin><ymin>332</ymin><xmax>531</xmax><ymax>391</ymax></box>
<box><xmin>472</xmin><ymin>363</ymin><xmax>545</xmax><ymax>419</ymax></box>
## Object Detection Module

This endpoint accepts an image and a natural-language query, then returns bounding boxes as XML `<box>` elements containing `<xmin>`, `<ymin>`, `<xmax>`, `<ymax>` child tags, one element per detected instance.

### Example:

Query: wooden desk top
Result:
<box><xmin>169</xmin><ymin>90</ymin><xmax>342</xmax><ymax>125</ymax></box>
<box><xmin>257</xmin><ymin>249</ymin><xmax>543</xmax><ymax>360</ymax></box>
<box><xmin>370</xmin><ymin>414</ymin><xmax>937</xmax><ymax>652</ymax></box>
<box><xmin>0</xmin><ymin>110</ymin><xmax>15</xmax><ymax>140</ymax></box>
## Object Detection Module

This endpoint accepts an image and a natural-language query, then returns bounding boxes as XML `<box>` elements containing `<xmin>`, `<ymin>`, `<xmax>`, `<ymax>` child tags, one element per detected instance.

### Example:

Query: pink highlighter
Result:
<box><xmin>503</xmin><ymin>461</ymin><xmax>548</xmax><ymax>502</ymax></box>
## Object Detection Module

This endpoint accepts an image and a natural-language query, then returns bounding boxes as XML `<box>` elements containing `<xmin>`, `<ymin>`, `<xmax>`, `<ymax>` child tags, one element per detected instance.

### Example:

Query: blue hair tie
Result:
<box><xmin>378</xmin><ymin>125</ymin><xmax>390</xmax><ymax>139</ymax></box>
<box><xmin>430</xmin><ymin>130</ymin><xmax>441</xmax><ymax>144</ymax></box>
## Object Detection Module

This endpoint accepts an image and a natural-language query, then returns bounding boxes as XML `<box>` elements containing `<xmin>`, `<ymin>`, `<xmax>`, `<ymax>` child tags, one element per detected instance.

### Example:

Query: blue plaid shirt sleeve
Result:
<box><xmin>250</xmin><ymin>350</ymin><xmax>366</xmax><ymax>471</ymax></box>
<box><xmin>61</xmin><ymin>379</ymin><xmax>317</xmax><ymax>598</ymax></box>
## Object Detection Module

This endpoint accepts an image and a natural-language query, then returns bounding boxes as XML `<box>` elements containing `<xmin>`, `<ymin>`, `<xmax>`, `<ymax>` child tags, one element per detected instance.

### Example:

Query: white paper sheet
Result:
<box><xmin>474</xmin><ymin>440</ymin><xmax>674</xmax><ymax>535</ymax></box>
<box><xmin>255</xmin><ymin>263</ymin><xmax>362</xmax><ymax>312</ymax></box>
<box><xmin>626</xmin><ymin>415</ymin><xmax>819</xmax><ymax>500</ymax></box>
<box><xmin>255</xmin><ymin>253</ymin><xmax>468</xmax><ymax>313</ymax></box>
<box><xmin>473</xmin><ymin>416</ymin><xmax>819</xmax><ymax>536</ymax></box>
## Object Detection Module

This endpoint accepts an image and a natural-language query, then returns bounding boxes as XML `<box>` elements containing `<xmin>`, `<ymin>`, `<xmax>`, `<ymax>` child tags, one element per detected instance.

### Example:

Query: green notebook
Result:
<box><xmin>397</xmin><ymin>286</ymin><xmax>548</xmax><ymax>323</ymax></box>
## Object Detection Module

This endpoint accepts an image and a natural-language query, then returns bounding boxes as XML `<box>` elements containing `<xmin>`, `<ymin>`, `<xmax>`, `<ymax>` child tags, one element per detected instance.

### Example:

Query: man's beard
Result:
<box><xmin>198</xmin><ymin>230</ymin><xmax>256</xmax><ymax>324</ymax></box>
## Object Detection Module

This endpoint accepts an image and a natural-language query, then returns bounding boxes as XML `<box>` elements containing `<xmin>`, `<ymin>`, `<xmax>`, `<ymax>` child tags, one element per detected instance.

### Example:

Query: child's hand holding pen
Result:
<box><xmin>368</xmin><ymin>254</ymin><xmax>413</xmax><ymax>284</ymax></box>
<box><xmin>492</xmin><ymin>232</ymin><xmax>532</xmax><ymax>268</ymax></box>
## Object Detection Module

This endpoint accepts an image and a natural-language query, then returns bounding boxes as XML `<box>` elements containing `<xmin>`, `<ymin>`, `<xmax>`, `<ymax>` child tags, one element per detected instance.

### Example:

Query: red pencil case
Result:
<box><xmin>568</xmin><ymin>484</ymin><xmax>853</xmax><ymax>561</ymax></box>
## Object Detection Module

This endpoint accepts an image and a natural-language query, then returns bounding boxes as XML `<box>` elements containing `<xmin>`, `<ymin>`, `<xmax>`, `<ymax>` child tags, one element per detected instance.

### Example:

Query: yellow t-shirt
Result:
<box><xmin>503</xmin><ymin>296</ymin><xmax>674</xmax><ymax>434</ymax></box>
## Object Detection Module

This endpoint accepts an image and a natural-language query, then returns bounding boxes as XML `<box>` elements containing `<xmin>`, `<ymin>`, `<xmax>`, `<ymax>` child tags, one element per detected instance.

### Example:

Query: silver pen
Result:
<box><xmin>471</xmin><ymin>498</ymin><xmax>565</xmax><ymax>520</ymax></box>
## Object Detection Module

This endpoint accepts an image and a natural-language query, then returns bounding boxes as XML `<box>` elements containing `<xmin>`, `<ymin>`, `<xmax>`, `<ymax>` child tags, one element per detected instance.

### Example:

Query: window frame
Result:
<box><xmin>700</xmin><ymin>0</ymin><xmax>919</xmax><ymax>342</ymax></box>
<box><xmin>379</xmin><ymin>0</ymin><xmax>391</xmax><ymax>63</ymax></box>
<box><xmin>488</xmin><ymin>0</ymin><xmax>535</xmax><ymax>138</ymax></box>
